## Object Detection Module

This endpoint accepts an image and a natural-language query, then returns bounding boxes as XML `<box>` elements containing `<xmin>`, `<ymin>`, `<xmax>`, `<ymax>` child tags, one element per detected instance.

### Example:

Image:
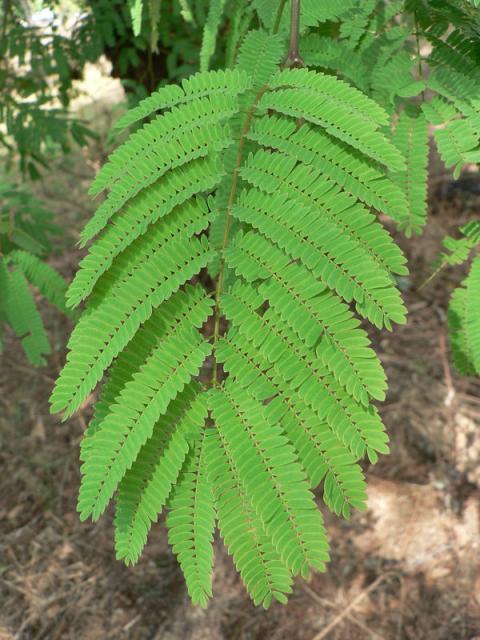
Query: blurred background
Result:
<box><xmin>1</xmin><ymin>1</ymin><xmax>480</xmax><ymax>638</ymax></box>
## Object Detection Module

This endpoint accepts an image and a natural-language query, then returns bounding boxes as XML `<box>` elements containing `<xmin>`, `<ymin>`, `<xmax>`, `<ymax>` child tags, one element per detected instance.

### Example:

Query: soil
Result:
<box><xmin>1</xmin><ymin>74</ymin><xmax>479</xmax><ymax>640</ymax></box>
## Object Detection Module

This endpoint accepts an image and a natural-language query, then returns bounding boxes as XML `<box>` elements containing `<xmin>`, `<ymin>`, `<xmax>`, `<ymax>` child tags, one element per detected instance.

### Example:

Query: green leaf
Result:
<box><xmin>128</xmin><ymin>0</ymin><xmax>144</xmax><ymax>36</ymax></box>
<box><xmin>4</xmin><ymin>267</ymin><xmax>50</xmax><ymax>366</ymax></box>
<box><xmin>50</xmin><ymin>43</ymin><xmax>409</xmax><ymax>607</ymax></box>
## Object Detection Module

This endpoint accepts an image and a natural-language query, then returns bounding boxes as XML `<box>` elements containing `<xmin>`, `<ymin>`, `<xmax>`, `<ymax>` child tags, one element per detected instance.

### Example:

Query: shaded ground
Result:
<box><xmin>1</xmin><ymin>80</ymin><xmax>480</xmax><ymax>639</ymax></box>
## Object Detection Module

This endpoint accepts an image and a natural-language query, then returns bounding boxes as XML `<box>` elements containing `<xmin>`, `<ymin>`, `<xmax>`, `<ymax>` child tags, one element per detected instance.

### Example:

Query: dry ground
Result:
<box><xmin>1</xmin><ymin>78</ymin><xmax>480</xmax><ymax>639</ymax></box>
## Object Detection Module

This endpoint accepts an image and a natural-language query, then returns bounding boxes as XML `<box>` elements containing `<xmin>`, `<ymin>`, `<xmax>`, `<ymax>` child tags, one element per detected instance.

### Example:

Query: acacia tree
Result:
<box><xmin>50</xmin><ymin>0</ymin><xmax>480</xmax><ymax>608</ymax></box>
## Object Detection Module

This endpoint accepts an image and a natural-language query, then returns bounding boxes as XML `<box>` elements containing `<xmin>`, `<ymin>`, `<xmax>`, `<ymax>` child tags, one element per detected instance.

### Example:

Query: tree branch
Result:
<box><xmin>284</xmin><ymin>0</ymin><xmax>304</xmax><ymax>68</ymax></box>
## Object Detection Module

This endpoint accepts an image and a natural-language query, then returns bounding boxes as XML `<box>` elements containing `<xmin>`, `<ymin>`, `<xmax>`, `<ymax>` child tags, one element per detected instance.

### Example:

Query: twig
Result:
<box><xmin>303</xmin><ymin>584</ymin><xmax>387</xmax><ymax>640</ymax></box>
<box><xmin>413</xmin><ymin>12</ymin><xmax>426</xmax><ymax>102</ymax></box>
<box><xmin>4</xmin><ymin>358</ymin><xmax>55</xmax><ymax>383</ymax></box>
<box><xmin>284</xmin><ymin>0</ymin><xmax>304</xmax><ymax>68</ymax></box>
<box><xmin>439</xmin><ymin>329</ymin><xmax>458</xmax><ymax>464</ymax></box>
<box><xmin>418</xmin><ymin>263</ymin><xmax>445</xmax><ymax>291</ymax></box>
<box><xmin>439</xmin><ymin>330</ymin><xmax>456</xmax><ymax>408</ymax></box>
<box><xmin>311</xmin><ymin>572</ymin><xmax>401</xmax><ymax>640</ymax></box>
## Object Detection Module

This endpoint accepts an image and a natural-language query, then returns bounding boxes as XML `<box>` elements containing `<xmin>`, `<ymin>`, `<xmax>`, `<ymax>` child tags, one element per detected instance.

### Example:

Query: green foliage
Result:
<box><xmin>436</xmin><ymin>220</ymin><xmax>480</xmax><ymax>271</ymax></box>
<box><xmin>51</xmin><ymin>18</ymin><xmax>410</xmax><ymax>607</ymax></box>
<box><xmin>167</xmin><ymin>422</ymin><xmax>215</xmax><ymax>607</ymax></box>
<box><xmin>5</xmin><ymin>0</ymin><xmax>476</xmax><ymax>610</ymax></box>
<box><xmin>300</xmin><ymin>0</ymin><xmax>480</xmax><ymax>236</ymax></box>
<box><xmin>449</xmin><ymin>255</ymin><xmax>480</xmax><ymax>375</ymax></box>
<box><xmin>434</xmin><ymin>220</ymin><xmax>480</xmax><ymax>375</ymax></box>
<box><xmin>0</xmin><ymin>182</ymin><xmax>69</xmax><ymax>364</ymax></box>
<box><xmin>253</xmin><ymin>0</ymin><xmax>357</xmax><ymax>32</ymax></box>
<box><xmin>0</xmin><ymin>263</ymin><xmax>49</xmax><ymax>364</ymax></box>
<box><xmin>200</xmin><ymin>0</ymin><xmax>227</xmax><ymax>72</ymax></box>
<box><xmin>207</xmin><ymin>383</ymin><xmax>328</xmax><ymax>605</ymax></box>
<box><xmin>390</xmin><ymin>109</ymin><xmax>429</xmax><ymax>237</ymax></box>
<box><xmin>0</xmin><ymin>1</ymin><xmax>96</xmax><ymax>177</ymax></box>
<box><xmin>288</xmin><ymin>0</ymin><xmax>480</xmax><ymax>378</ymax></box>
<box><xmin>85</xmin><ymin>0</ymin><xmax>227</xmax><ymax>85</ymax></box>
<box><xmin>128</xmin><ymin>0</ymin><xmax>144</xmax><ymax>36</ymax></box>
<box><xmin>0</xmin><ymin>181</ymin><xmax>60</xmax><ymax>255</ymax></box>
<box><xmin>124</xmin><ymin>0</ymin><xmax>204</xmax><ymax>43</ymax></box>
<box><xmin>0</xmin><ymin>0</ymin><xmax>219</xmax><ymax>179</ymax></box>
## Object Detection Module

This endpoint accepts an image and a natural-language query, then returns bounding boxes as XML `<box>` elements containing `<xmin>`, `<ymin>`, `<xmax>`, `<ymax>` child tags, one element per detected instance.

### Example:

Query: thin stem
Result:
<box><xmin>284</xmin><ymin>0</ymin><xmax>304</xmax><ymax>68</ymax></box>
<box><xmin>211</xmin><ymin>86</ymin><xmax>268</xmax><ymax>386</ymax></box>
<box><xmin>272</xmin><ymin>0</ymin><xmax>288</xmax><ymax>35</ymax></box>
<box><xmin>414</xmin><ymin>12</ymin><xmax>426</xmax><ymax>101</ymax></box>
<box><xmin>210</xmin><ymin>0</ymin><xmax>296</xmax><ymax>387</ymax></box>
<box><xmin>226</xmin><ymin>2</ymin><xmax>254</xmax><ymax>68</ymax></box>
<box><xmin>418</xmin><ymin>263</ymin><xmax>445</xmax><ymax>290</ymax></box>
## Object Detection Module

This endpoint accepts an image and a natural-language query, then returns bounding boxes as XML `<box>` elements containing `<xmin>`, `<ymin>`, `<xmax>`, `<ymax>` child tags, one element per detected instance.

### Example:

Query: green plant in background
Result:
<box><xmin>0</xmin><ymin>0</ymin><xmax>207</xmax><ymax>366</ymax></box>
<box><xmin>0</xmin><ymin>0</ymin><xmax>212</xmax><ymax>179</ymax></box>
<box><xmin>51</xmin><ymin>0</ymin><xmax>411</xmax><ymax>607</ymax></box>
<box><xmin>292</xmin><ymin>0</ymin><xmax>480</xmax><ymax>374</ymax></box>
<box><xmin>449</xmin><ymin>253</ymin><xmax>480</xmax><ymax>376</ymax></box>
<box><xmin>427</xmin><ymin>220</ymin><xmax>480</xmax><ymax>375</ymax></box>
<box><xmin>0</xmin><ymin>182</ymin><xmax>69</xmax><ymax>365</ymax></box>
<box><xmin>0</xmin><ymin>0</ymin><xmax>95</xmax><ymax>178</ymax></box>
<box><xmin>299</xmin><ymin>0</ymin><xmax>480</xmax><ymax>229</ymax></box>
<box><xmin>0</xmin><ymin>0</ymin><xmax>91</xmax><ymax>365</ymax></box>
<box><xmin>75</xmin><ymin>0</ymin><xmax>205</xmax><ymax>93</ymax></box>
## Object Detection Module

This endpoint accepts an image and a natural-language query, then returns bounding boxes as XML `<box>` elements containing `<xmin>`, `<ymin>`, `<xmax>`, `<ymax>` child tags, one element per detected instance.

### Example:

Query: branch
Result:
<box><xmin>284</xmin><ymin>0</ymin><xmax>304</xmax><ymax>68</ymax></box>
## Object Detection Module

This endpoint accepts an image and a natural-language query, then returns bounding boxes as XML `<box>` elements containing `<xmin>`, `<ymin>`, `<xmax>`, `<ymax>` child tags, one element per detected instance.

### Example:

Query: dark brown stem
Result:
<box><xmin>284</xmin><ymin>0</ymin><xmax>304</xmax><ymax>68</ymax></box>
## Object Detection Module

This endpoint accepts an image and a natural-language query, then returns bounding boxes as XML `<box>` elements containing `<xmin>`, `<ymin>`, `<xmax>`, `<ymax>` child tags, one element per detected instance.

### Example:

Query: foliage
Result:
<box><xmin>288</xmin><ymin>0</ymin><xmax>480</xmax><ymax>375</ymax></box>
<box><xmin>449</xmin><ymin>254</ymin><xmax>480</xmax><ymax>375</ymax></box>
<box><xmin>0</xmin><ymin>182</ymin><xmax>69</xmax><ymax>364</ymax></box>
<box><xmin>0</xmin><ymin>0</ymin><xmax>95</xmax><ymax>178</ymax></box>
<box><xmin>432</xmin><ymin>219</ymin><xmax>480</xmax><ymax>375</ymax></box>
<box><xmin>49</xmin><ymin>1</ymin><xmax>414</xmax><ymax>606</ymax></box>
<box><xmin>300</xmin><ymin>1</ymin><xmax>480</xmax><ymax>229</ymax></box>
<box><xmin>0</xmin><ymin>0</ymin><xmax>216</xmax><ymax>179</ymax></box>
<box><xmin>0</xmin><ymin>0</ymin><xmax>240</xmax><ymax>374</ymax></box>
<box><xmin>0</xmin><ymin>0</ymin><xmax>464</xmax><ymax>610</ymax></box>
<box><xmin>74</xmin><ymin>0</ymin><xmax>200</xmax><ymax>87</ymax></box>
